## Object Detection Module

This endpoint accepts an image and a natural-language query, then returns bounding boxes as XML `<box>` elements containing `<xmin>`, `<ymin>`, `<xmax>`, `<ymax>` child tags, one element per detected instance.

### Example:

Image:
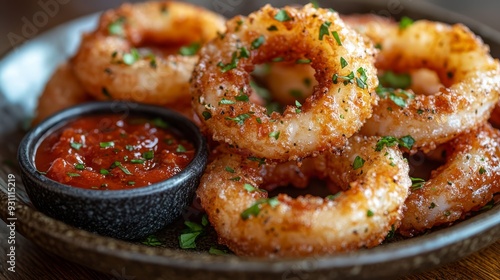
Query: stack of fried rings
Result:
<box><xmin>193</xmin><ymin>5</ymin><xmax>500</xmax><ymax>257</ymax></box>
<box><xmin>34</xmin><ymin>2</ymin><xmax>500</xmax><ymax>257</ymax></box>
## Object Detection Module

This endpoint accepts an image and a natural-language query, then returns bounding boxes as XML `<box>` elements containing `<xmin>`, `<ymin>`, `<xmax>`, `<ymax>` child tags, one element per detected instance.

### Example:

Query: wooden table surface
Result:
<box><xmin>1</xmin><ymin>219</ymin><xmax>498</xmax><ymax>279</ymax></box>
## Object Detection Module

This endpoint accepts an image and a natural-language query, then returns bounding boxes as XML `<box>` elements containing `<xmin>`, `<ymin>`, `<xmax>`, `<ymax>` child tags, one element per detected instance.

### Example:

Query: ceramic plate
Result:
<box><xmin>1</xmin><ymin>1</ymin><xmax>499</xmax><ymax>279</ymax></box>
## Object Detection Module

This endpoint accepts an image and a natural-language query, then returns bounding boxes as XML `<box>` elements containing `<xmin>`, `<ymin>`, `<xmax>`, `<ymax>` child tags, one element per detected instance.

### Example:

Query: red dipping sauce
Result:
<box><xmin>35</xmin><ymin>114</ymin><xmax>195</xmax><ymax>190</ymax></box>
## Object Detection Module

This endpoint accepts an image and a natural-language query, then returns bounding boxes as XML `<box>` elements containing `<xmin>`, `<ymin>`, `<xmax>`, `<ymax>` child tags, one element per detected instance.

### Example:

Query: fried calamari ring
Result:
<box><xmin>348</xmin><ymin>17</ymin><xmax>500</xmax><ymax>151</ymax></box>
<box><xmin>197</xmin><ymin>136</ymin><xmax>411</xmax><ymax>257</ymax></box>
<box><xmin>399</xmin><ymin>124</ymin><xmax>500</xmax><ymax>236</ymax></box>
<box><xmin>33</xmin><ymin>62</ymin><xmax>91</xmax><ymax>125</ymax></box>
<box><xmin>72</xmin><ymin>1</ymin><xmax>225</xmax><ymax>105</ymax></box>
<box><xmin>191</xmin><ymin>4</ymin><xmax>378</xmax><ymax>160</ymax></box>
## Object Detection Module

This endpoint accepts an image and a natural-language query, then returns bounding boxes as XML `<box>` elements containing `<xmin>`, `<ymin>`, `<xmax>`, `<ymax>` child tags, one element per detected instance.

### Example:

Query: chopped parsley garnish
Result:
<box><xmin>367</xmin><ymin>209</ymin><xmax>374</xmax><ymax>217</ymax></box>
<box><xmin>176</xmin><ymin>145</ymin><xmax>186</xmax><ymax>153</ymax></box>
<box><xmin>229</xmin><ymin>176</ymin><xmax>241</xmax><ymax>181</ymax></box>
<box><xmin>375</xmin><ymin>135</ymin><xmax>415</xmax><ymax>151</ymax></box>
<box><xmin>143</xmin><ymin>150</ymin><xmax>154</xmax><ymax>160</ymax></box>
<box><xmin>241</xmin><ymin>197</ymin><xmax>280</xmax><ymax>220</ymax></box>
<box><xmin>74</xmin><ymin>163</ymin><xmax>85</xmax><ymax>170</ymax></box>
<box><xmin>251</xmin><ymin>35</ymin><xmax>265</xmax><ymax>49</ymax></box>
<box><xmin>141</xmin><ymin>235</ymin><xmax>162</xmax><ymax>246</ymax></box>
<box><xmin>238</xmin><ymin>47</ymin><xmax>250</xmax><ymax>58</ymax></box>
<box><xmin>130</xmin><ymin>159</ymin><xmax>145</xmax><ymax>164</ymax></box>
<box><xmin>178</xmin><ymin>218</ymin><xmax>207</xmax><ymax>249</ymax></box>
<box><xmin>326</xmin><ymin>192</ymin><xmax>342</xmax><ymax>200</ymax></box>
<box><xmin>247</xmin><ymin>156</ymin><xmax>265</xmax><ymax>166</ymax></box>
<box><xmin>225</xmin><ymin>166</ymin><xmax>235</xmax><ymax>173</ymax></box>
<box><xmin>410</xmin><ymin>177</ymin><xmax>425</xmax><ymax>191</ymax></box>
<box><xmin>125</xmin><ymin>145</ymin><xmax>134</xmax><ymax>151</ymax></box>
<box><xmin>274</xmin><ymin>10</ymin><xmax>291</xmax><ymax>22</ymax></box>
<box><xmin>70</xmin><ymin>142</ymin><xmax>82</xmax><ymax>150</ymax></box>
<box><xmin>235</xmin><ymin>94</ymin><xmax>249</xmax><ymax>102</ymax></box>
<box><xmin>295</xmin><ymin>100</ymin><xmax>302</xmax><ymax>114</ymax></box>
<box><xmin>179</xmin><ymin>42</ymin><xmax>201</xmax><ymax>56</ymax></box>
<box><xmin>479</xmin><ymin>167</ymin><xmax>486</xmax><ymax>174</ymax></box>
<box><xmin>352</xmin><ymin>156</ymin><xmax>365</xmax><ymax>170</ymax></box>
<box><xmin>379</xmin><ymin>71</ymin><xmax>412</xmax><ymax>89</ymax></box>
<box><xmin>100</xmin><ymin>169</ymin><xmax>110</xmax><ymax>175</ymax></box>
<box><xmin>319</xmin><ymin>21</ymin><xmax>332</xmax><ymax>40</ymax></box>
<box><xmin>209</xmin><ymin>246</ymin><xmax>228</xmax><ymax>255</ymax></box>
<box><xmin>112</xmin><ymin>161</ymin><xmax>132</xmax><ymax>175</ymax></box>
<box><xmin>332</xmin><ymin>31</ymin><xmax>342</xmax><ymax>45</ymax></box>
<box><xmin>269</xmin><ymin>131</ymin><xmax>280</xmax><ymax>140</ymax></box>
<box><xmin>225</xmin><ymin>113</ymin><xmax>251</xmax><ymax>125</ymax></box>
<box><xmin>399</xmin><ymin>16</ymin><xmax>414</xmax><ymax>29</ymax></box>
<box><xmin>108</xmin><ymin>17</ymin><xmax>125</xmax><ymax>36</ymax></box>
<box><xmin>66</xmin><ymin>172</ymin><xmax>80</xmax><ymax>177</ymax></box>
<box><xmin>340</xmin><ymin>57</ymin><xmax>348</xmax><ymax>69</ymax></box>
<box><xmin>100</xmin><ymin>141</ymin><xmax>115</xmax><ymax>148</ymax></box>
<box><xmin>244</xmin><ymin>183</ymin><xmax>258</xmax><ymax>192</ymax></box>
<box><xmin>217</xmin><ymin>51</ymin><xmax>239</xmax><ymax>72</ymax></box>
<box><xmin>152</xmin><ymin>118</ymin><xmax>169</xmax><ymax>129</ymax></box>
<box><xmin>123</xmin><ymin>48</ymin><xmax>140</xmax><ymax>65</ymax></box>
<box><xmin>219</xmin><ymin>98</ymin><xmax>235</xmax><ymax>105</ymax></box>
<box><xmin>296</xmin><ymin>58</ymin><xmax>311</xmax><ymax>64</ymax></box>
<box><xmin>202</xmin><ymin>111</ymin><xmax>212</xmax><ymax>120</ymax></box>
<box><xmin>376</xmin><ymin>86</ymin><xmax>414</xmax><ymax>108</ymax></box>
<box><xmin>127</xmin><ymin>181</ymin><xmax>135</xmax><ymax>186</ymax></box>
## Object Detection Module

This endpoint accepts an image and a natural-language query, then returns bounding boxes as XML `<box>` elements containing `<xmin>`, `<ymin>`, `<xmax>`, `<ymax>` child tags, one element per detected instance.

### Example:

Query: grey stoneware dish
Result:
<box><xmin>16</xmin><ymin>101</ymin><xmax>209</xmax><ymax>240</ymax></box>
<box><xmin>0</xmin><ymin>0</ymin><xmax>499</xmax><ymax>279</ymax></box>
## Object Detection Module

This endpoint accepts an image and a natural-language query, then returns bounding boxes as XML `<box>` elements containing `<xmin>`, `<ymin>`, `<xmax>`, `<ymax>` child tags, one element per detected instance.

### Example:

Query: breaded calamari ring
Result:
<box><xmin>197</xmin><ymin>136</ymin><xmax>411</xmax><ymax>257</ymax></box>
<box><xmin>191</xmin><ymin>4</ymin><xmax>378</xmax><ymax>160</ymax></box>
<box><xmin>399</xmin><ymin>124</ymin><xmax>500</xmax><ymax>236</ymax></box>
<box><xmin>33</xmin><ymin>62</ymin><xmax>91</xmax><ymax>125</ymax></box>
<box><xmin>350</xmin><ymin>17</ymin><xmax>500</xmax><ymax>151</ymax></box>
<box><xmin>72</xmin><ymin>1</ymin><xmax>225</xmax><ymax>105</ymax></box>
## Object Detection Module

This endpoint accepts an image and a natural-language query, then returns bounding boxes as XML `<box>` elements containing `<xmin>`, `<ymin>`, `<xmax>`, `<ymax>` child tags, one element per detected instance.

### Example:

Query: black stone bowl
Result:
<box><xmin>17</xmin><ymin>101</ymin><xmax>208</xmax><ymax>240</ymax></box>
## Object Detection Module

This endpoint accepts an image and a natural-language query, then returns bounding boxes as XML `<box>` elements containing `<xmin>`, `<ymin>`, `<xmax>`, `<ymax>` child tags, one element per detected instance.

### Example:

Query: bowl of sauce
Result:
<box><xmin>18</xmin><ymin>101</ymin><xmax>208</xmax><ymax>240</ymax></box>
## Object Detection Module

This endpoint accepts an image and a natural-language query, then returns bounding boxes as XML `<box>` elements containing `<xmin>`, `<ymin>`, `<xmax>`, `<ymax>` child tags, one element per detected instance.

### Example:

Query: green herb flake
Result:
<box><xmin>269</xmin><ymin>131</ymin><xmax>280</xmax><ymax>140</ymax></box>
<box><xmin>143</xmin><ymin>150</ymin><xmax>154</xmax><ymax>160</ymax></box>
<box><xmin>130</xmin><ymin>159</ymin><xmax>145</xmax><ymax>164</ymax></box>
<box><xmin>247</xmin><ymin>156</ymin><xmax>266</xmax><ymax>166</ymax></box>
<box><xmin>235</xmin><ymin>94</ymin><xmax>249</xmax><ymax>102</ymax></box>
<box><xmin>295</xmin><ymin>100</ymin><xmax>302</xmax><ymax>114</ymax></box>
<box><xmin>202</xmin><ymin>111</ymin><xmax>212</xmax><ymax>121</ymax></box>
<box><xmin>241</xmin><ymin>197</ymin><xmax>279</xmax><ymax>220</ymax></box>
<box><xmin>332</xmin><ymin>31</ymin><xmax>342</xmax><ymax>46</ymax></box>
<box><xmin>251</xmin><ymin>35</ymin><xmax>265</xmax><ymax>49</ymax></box>
<box><xmin>410</xmin><ymin>177</ymin><xmax>425</xmax><ymax>191</ymax></box>
<box><xmin>141</xmin><ymin>235</ymin><xmax>162</xmax><ymax>246</ymax></box>
<box><xmin>127</xmin><ymin>181</ymin><xmax>136</xmax><ymax>186</ymax></box>
<box><xmin>179</xmin><ymin>231</ymin><xmax>202</xmax><ymax>249</ymax></box>
<box><xmin>176</xmin><ymin>145</ymin><xmax>187</xmax><ymax>153</ymax></box>
<box><xmin>367</xmin><ymin>209</ymin><xmax>374</xmax><ymax>217</ymax></box>
<box><xmin>319</xmin><ymin>21</ymin><xmax>332</xmax><ymax>40</ymax></box>
<box><xmin>66</xmin><ymin>172</ymin><xmax>80</xmax><ymax>177</ymax></box>
<box><xmin>229</xmin><ymin>176</ymin><xmax>241</xmax><ymax>181</ymax></box>
<box><xmin>108</xmin><ymin>17</ymin><xmax>125</xmax><ymax>36</ymax></box>
<box><xmin>100</xmin><ymin>169</ymin><xmax>110</xmax><ymax>175</ymax></box>
<box><xmin>274</xmin><ymin>10</ymin><xmax>291</xmax><ymax>22</ymax></box>
<box><xmin>479</xmin><ymin>167</ymin><xmax>486</xmax><ymax>174</ymax></box>
<box><xmin>326</xmin><ymin>192</ymin><xmax>342</xmax><ymax>200</ymax></box>
<box><xmin>375</xmin><ymin>135</ymin><xmax>415</xmax><ymax>151</ymax></box>
<box><xmin>379</xmin><ymin>71</ymin><xmax>412</xmax><ymax>89</ymax></box>
<box><xmin>271</xmin><ymin>57</ymin><xmax>284</xmax><ymax>62</ymax></box>
<box><xmin>225</xmin><ymin>113</ymin><xmax>251</xmax><ymax>125</ymax></box>
<box><xmin>75</xmin><ymin>163</ymin><xmax>85</xmax><ymax>170</ymax></box>
<box><xmin>118</xmin><ymin>164</ymin><xmax>132</xmax><ymax>175</ymax></box>
<box><xmin>399</xmin><ymin>16</ymin><xmax>414</xmax><ymax>29</ymax></box>
<box><xmin>209</xmin><ymin>246</ymin><xmax>227</xmax><ymax>255</ymax></box>
<box><xmin>296</xmin><ymin>58</ymin><xmax>311</xmax><ymax>64</ymax></box>
<box><xmin>352</xmin><ymin>156</ymin><xmax>365</xmax><ymax>170</ymax></box>
<box><xmin>100</xmin><ymin>141</ymin><xmax>115</xmax><ymax>148</ymax></box>
<box><xmin>70</xmin><ymin>142</ymin><xmax>83</xmax><ymax>150</ymax></box>
<box><xmin>340</xmin><ymin>57</ymin><xmax>348</xmax><ymax>69</ymax></box>
<box><xmin>123</xmin><ymin>48</ymin><xmax>140</xmax><ymax>65</ymax></box>
<box><xmin>219</xmin><ymin>98</ymin><xmax>235</xmax><ymax>105</ymax></box>
<box><xmin>244</xmin><ymin>183</ymin><xmax>258</xmax><ymax>192</ymax></box>
<box><xmin>217</xmin><ymin>51</ymin><xmax>239</xmax><ymax>73</ymax></box>
<box><xmin>225</xmin><ymin>166</ymin><xmax>235</xmax><ymax>173</ymax></box>
<box><xmin>179</xmin><ymin>42</ymin><xmax>201</xmax><ymax>56</ymax></box>
<box><xmin>201</xmin><ymin>214</ymin><xmax>209</xmax><ymax>227</ymax></box>
<box><xmin>238</xmin><ymin>47</ymin><xmax>250</xmax><ymax>58</ymax></box>
<box><xmin>125</xmin><ymin>145</ymin><xmax>134</xmax><ymax>151</ymax></box>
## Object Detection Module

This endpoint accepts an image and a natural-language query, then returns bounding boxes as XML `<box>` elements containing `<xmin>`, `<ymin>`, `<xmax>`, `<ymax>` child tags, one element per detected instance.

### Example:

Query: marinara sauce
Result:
<box><xmin>35</xmin><ymin>114</ymin><xmax>195</xmax><ymax>190</ymax></box>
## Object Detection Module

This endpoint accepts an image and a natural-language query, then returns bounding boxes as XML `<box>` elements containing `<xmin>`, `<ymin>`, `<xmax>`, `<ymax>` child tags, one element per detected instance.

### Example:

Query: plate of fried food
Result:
<box><xmin>0</xmin><ymin>0</ymin><xmax>499</xmax><ymax>279</ymax></box>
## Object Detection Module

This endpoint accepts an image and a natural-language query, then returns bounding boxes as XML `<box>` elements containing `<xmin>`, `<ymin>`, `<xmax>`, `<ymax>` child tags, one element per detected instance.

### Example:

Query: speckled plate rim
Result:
<box><xmin>1</xmin><ymin>0</ymin><xmax>499</xmax><ymax>279</ymax></box>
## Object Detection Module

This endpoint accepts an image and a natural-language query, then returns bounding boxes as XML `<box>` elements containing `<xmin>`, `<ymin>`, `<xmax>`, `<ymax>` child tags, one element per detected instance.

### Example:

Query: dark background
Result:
<box><xmin>1</xmin><ymin>0</ymin><xmax>500</xmax><ymax>57</ymax></box>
